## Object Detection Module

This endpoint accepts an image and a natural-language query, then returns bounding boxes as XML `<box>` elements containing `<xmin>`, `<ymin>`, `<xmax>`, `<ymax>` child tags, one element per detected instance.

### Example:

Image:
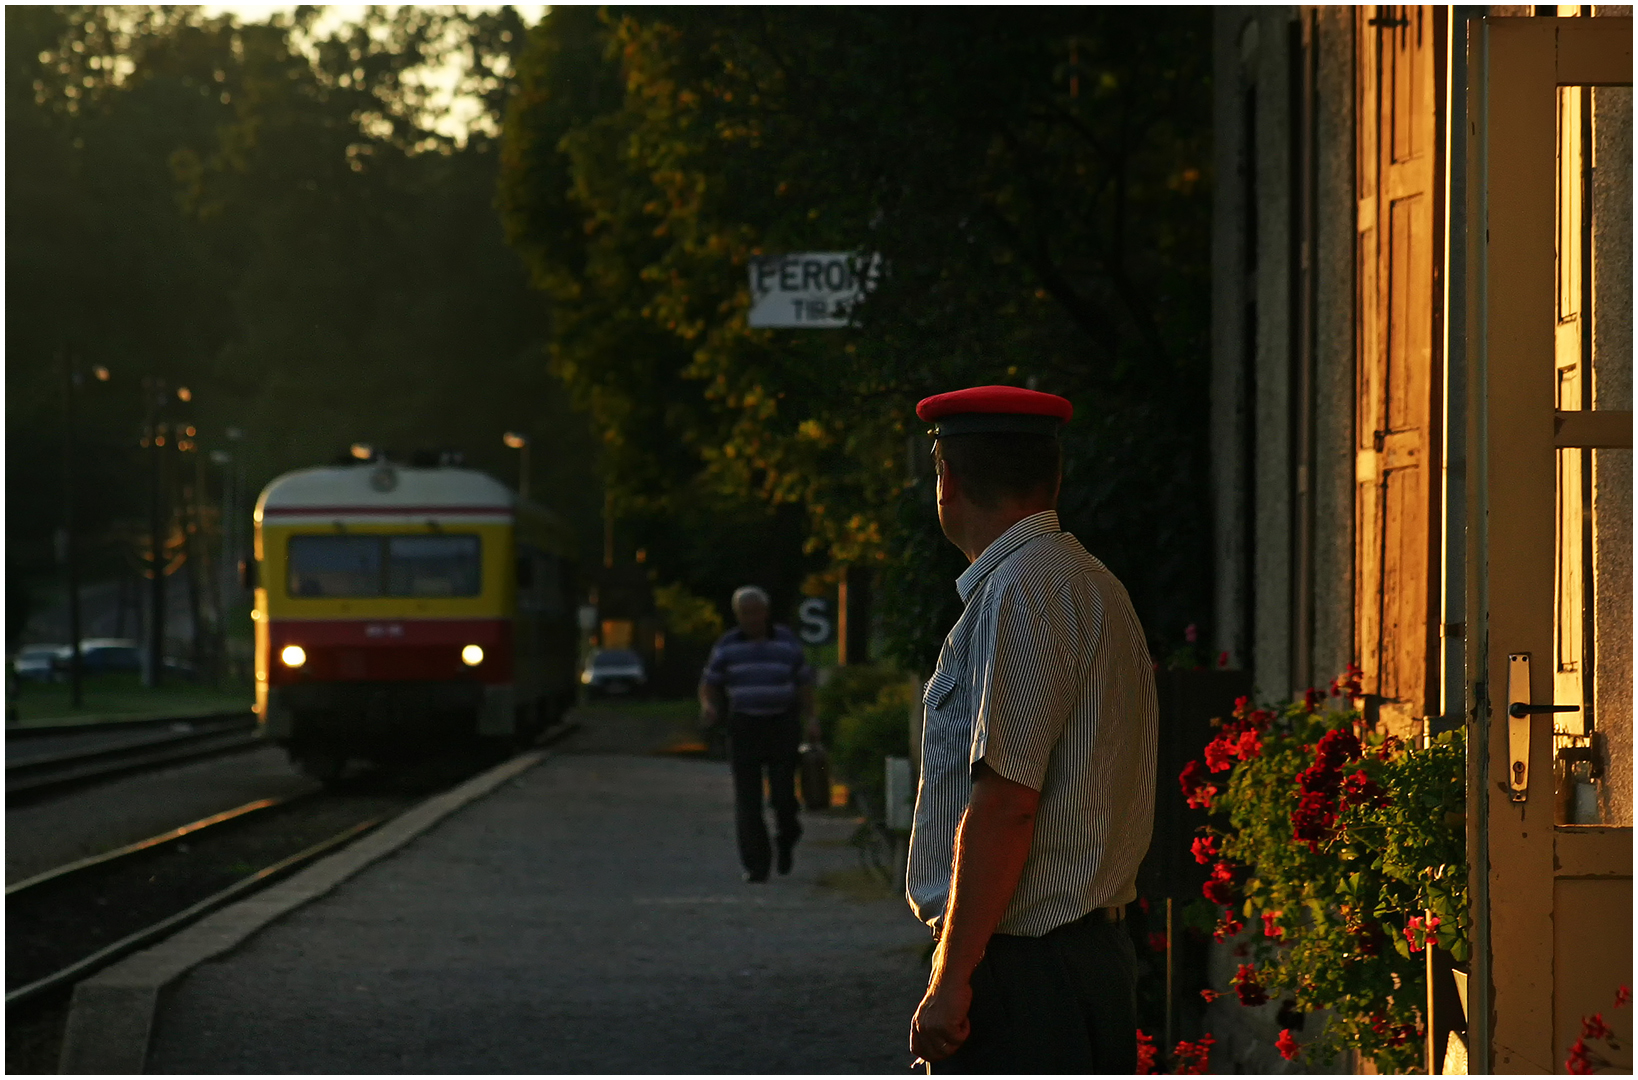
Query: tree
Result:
<box><xmin>6</xmin><ymin>7</ymin><xmax>605</xmax><ymax>640</ymax></box>
<box><xmin>500</xmin><ymin>8</ymin><xmax>1214</xmax><ymax>667</ymax></box>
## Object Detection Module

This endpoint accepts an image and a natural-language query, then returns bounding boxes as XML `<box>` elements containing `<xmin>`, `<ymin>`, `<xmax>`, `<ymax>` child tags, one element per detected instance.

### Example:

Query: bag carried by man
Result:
<box><xmin>798</xmin><ymin>742</ymin><xmax>832</xmax><ymax>811</ymax></box>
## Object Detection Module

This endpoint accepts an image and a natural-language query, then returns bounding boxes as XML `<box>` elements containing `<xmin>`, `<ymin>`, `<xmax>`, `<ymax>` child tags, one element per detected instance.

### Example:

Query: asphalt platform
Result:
<box><xmin>144</xmin><ymin>710</ymin><xmax>931</xmax><ymax>1073</ymax></box>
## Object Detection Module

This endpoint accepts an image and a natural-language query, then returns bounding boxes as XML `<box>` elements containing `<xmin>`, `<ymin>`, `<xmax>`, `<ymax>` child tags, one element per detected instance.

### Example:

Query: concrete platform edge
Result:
<box><xmin>56</xmin><ymin>750</ymin><xmax>549</xmax><ymax>1074</ymax></box>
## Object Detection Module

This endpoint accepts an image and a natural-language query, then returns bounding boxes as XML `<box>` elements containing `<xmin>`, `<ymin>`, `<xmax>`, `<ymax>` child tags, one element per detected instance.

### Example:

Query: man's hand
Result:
<box><xmin>906</xmin><ymin>762</ymin><xmax>1041</xmax><ymax>1067</ymax></box>
<box><xmin>700</xmin><ymin>701</ymin><xmax>719</xmax><ymax>727</ymax></box>
<box><xmin>910</xmin><ymin>970</ymin><xmax>973</xmax><ymax>1062</ymax></box>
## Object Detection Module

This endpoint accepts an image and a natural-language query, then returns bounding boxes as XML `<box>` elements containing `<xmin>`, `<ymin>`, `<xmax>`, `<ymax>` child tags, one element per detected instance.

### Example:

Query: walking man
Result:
<box><xmin>906</xmin><ymin>386</ymin><xmax>1157</xmax><ymax>1073</ymax></box>
<box><xmin>699</xmin><ymin>586</ymin><xmax>819</xmax><ymax>883</ymax></box>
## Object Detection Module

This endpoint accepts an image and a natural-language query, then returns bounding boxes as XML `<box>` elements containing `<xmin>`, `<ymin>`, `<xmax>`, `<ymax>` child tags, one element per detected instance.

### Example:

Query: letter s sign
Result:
<box><xmin>798</xmin><ymin>597</ymin><xmax>833</xmax><ymax>645</ymax></box>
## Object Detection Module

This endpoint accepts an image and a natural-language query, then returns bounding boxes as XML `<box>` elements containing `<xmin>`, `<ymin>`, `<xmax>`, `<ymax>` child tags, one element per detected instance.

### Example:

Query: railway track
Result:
<box><xmin>6</xmin><ymin>788</ymin><xmax>416</xmax><ymax>1007</ymax></box>
<box><xmin>6</xmin><ymin>712</ymin><xmax>263</xmax><ymax>799</ymax></box>
<box><xmin>4</xmin><ymin>723</ymin><xmax>576</xmax><ymax>1073</ymax></box>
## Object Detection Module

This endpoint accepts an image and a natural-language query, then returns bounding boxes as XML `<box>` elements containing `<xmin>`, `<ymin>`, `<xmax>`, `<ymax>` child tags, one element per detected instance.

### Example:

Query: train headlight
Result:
<box><xmin>461</xmin><ymin>644</ymin><xmax>484</xmax><ymax>667</ymax></box>
<box><xmin>280</xmin><ymin>645</ymin><xmax>307</xmax><ymax>668</ymax></box>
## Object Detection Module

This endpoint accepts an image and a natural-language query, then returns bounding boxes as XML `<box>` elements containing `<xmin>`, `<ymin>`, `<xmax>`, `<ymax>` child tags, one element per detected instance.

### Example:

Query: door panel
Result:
<box><xmin>1357</xmin><ymin>5</ymin><xmax>1442</xmax><ymax>734</ymax></box>
<box><xmin>1468</xmin><ymin>16</ymin><xmax>1633</xmax><ymax>1074</ymax></box>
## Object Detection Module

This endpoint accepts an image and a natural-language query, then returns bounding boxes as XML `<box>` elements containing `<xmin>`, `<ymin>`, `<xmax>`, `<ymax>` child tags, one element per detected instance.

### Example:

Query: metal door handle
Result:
<box><xmin>1507</xmin><ymin>654</ymin><xmax>1532</xmax><ymax>803</ymax></box>
<box><xmin>1508</xmin><ymin>702</ymin><xmax>1581</xmax><ymax>718</ymax></box>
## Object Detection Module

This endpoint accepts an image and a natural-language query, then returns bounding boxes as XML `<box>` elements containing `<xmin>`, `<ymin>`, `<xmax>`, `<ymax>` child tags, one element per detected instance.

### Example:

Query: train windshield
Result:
<box><xmin>387</xmin><ymin>535</ymin><xmax>481</xmax><ymax>597</ymax></box>
<box><xmin>288</xmin><ymin>536</ymin><xmax>383</xmax><ymax>597</ymax></box>
<box><xmin>287</xmin><ymin>534</ymin><xmax>482</xmax><ymax>597</ymax></box>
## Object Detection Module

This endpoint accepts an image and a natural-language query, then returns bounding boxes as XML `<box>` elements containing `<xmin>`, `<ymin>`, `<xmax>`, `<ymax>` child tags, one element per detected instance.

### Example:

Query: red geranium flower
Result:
<box><xmin>1179</xmin><ymin>760</ymin><xmax>1217</xmax><ymax>809</ymax></box>
<box><xmin>1202</xmin><ymin>861</ymin><xmax>1237</xmax><ymax>905</ymax></box>
<box><xmin>1303</xmin><ymin>687</ymin><xmax>1323</xmax><ymax>713</ymax></box>
<box><xmin>1148</xmin><ymin>930</ymin><xmax>1168</xmax><ymax>953</ymax></box>
<box><xmin>1291</xmin><ymin>790</ymin><xmax>1338</xmax><ymax>849</ymax></box>
<box><xmin>1582</xmin><ymin>1013</ymin><xmax>1614</xmax><ymax>1041</ymax></box>
<box><xmin>1231</xmin><ymin>696</ymin><xmax>1251</xmax><ymax>721</ymax></box>
<box><xmin>1213</xmin><ymin>910</ymin><xmax>1245</xmax><ymax>942</ymax></box>
<box><xmin>1135</xmin><ymin>1029</ymin><xmax>1157</xmax><ymax>1074</ymax></box>
<box><xmin>1234</xmin><ymin>726</ymin><xmax>1263</xmax><ymax>760</ymax></box>
<box><xmin>1296</xmin><ymin>762</ymin><xmax>1342</xmax><ymax>793</ymax></box>
<box><xmin>1190</xmin><ymin>834</ymin><xmax>1220</xmax><ymax>865</ymax></box>
<box><xmin>1204</xmin><ymin>734</ymin><xmax>1238</xmax><ymax>773</ymax></box>
<box><xmin>1200</xmin><ymin>989</ymin><xmax>1220</xmax><ymax>1003</ymax></box>
<box><xmin>1330</xmin><ymin>663</ymin><xmax>1363</xmax><ymax>698</ymax></box>
<box><xmin>1340</xmin><ymin>769</ymin><xmax>1388</xmax><ymax>809</ymax></box>
<box><xmin>1618</xmin><ymin>984</ymin><xmax>1631</xmax><ymax>1007</ymax></box>
<box><xmin>1276</xmin><ymin>1028</ymin><xmax>1300</xmax><ymax>1061</ymax></box>
<box><xmin>1262</xmin><ymin>911</ymin><xmax>1283</xmax><ymax>939</ymax></box>
<box><xmin>1567</xmin><ymin>1037</ymin><xmax>1593</xmax><ymax>1074</ymax></box>
<box><xmin>1233</xmin><ymin>964</ymin><xmax>1268</xmax><ymax>1007</ymax></box>
<box><xmin>1314</xmin><ymin>729</ymin><xmax>1362</xmax><ymax>769</ymax></box>
<box><xmin>1173</xmin><ymin>1034</ymin><xmax>1215</xmax><ymax>1075</ymax></box>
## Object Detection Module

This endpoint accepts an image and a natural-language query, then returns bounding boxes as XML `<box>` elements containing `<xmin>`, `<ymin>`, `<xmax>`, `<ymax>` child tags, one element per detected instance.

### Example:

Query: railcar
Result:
<box><xmin>252</xmin><ymin>460</ymin><xmax>578</xmax><ymax>779</ymax></box>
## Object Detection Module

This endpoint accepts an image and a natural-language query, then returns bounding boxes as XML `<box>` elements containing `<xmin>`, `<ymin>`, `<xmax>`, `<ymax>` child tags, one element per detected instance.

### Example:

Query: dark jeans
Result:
<box><xmin>727</xmin><ymin>710</ymin><xmax>802</xmax><ymax>877</ymax></box>
<box><xmin>934</xmin><ymin>912</ymin><xmax>1137</xmax><ymax>1074</ymax></box>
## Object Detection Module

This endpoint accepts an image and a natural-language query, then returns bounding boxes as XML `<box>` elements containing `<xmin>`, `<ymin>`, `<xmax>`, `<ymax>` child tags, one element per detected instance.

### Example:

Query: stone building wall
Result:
<box><xmin>1590</xmin><ymin>68</ymin><xmax>1632</xmax><ymax>826</ymax></box>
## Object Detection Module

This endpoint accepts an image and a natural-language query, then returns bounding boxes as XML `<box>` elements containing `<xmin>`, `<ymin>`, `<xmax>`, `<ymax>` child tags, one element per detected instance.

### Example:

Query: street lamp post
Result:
<box><xmin>503</xmin><ymin>432</ymin><xmax>530</xmax><ymax>500</ymax></box>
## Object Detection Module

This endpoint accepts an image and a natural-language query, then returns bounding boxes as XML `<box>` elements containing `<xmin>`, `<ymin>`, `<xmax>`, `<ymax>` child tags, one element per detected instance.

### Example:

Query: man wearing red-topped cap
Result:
<box><xmin>904</xmin><ymin>386</ymin><xmax>1157</xmax><ymax>1073</ymax></box>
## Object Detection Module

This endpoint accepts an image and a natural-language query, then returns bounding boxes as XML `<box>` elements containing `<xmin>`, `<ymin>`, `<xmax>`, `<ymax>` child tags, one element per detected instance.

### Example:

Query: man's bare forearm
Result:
<box><xmin>933</xmin><ymin>762</ymin><xmax>1040</xmax><ymax>983</ymax></box>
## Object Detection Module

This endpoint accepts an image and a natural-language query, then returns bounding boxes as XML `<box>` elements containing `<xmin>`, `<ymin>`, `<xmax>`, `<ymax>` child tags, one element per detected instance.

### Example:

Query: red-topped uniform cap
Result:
<box><xmin>915</xmin><ymin>385</ymin><xmax>1073</xmax><ymax>437</ymax></box>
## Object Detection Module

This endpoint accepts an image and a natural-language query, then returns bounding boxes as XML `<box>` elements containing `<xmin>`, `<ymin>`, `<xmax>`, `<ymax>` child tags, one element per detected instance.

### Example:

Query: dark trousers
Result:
<box><xmin>934</xmin><ymin>912</ymin><xmax>1137</xmax><ymax>1075</ymax></box>
<box><xmin>727</xmin><ymin>711</ymin><xmax>802</xmax><ymax>877</ymax></box>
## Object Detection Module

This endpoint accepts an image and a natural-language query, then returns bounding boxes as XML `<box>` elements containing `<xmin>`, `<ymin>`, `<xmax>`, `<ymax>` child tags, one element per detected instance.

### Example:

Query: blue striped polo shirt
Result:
<box><xmin>702</xmin><ymin>625</ymin><xmax>815</xmax><ymax>716</ymax></box>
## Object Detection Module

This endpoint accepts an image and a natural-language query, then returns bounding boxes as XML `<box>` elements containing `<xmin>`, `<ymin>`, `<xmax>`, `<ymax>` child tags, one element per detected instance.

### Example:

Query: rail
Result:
<box><xmin>5</xmin><ymin>713</ymin><xmax>261</xmax><ymax>798</ymax></box>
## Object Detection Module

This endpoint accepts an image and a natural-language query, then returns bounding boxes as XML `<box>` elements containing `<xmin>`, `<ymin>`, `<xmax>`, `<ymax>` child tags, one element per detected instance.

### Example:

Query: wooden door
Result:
<box><xmin>1467</xmin><ymin>16</ymin><xmax>1633</xmax><ymax>1073</ymax></box>
<box><xmin>1355</xmin><ymin>5</ymin><xmax>1444</xmax><ymax>735</ymax></box>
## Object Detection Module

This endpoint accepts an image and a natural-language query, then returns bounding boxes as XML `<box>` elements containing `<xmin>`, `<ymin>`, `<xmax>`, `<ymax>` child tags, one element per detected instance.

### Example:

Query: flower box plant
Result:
<box><xmin>1179</xmin><ymin>667</ymin><xmax>1468</xmax><ymax>1073</ymax></box>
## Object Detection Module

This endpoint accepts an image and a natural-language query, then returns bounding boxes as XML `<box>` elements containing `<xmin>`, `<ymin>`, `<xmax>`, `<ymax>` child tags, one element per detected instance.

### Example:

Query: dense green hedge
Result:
<box><xmin>819</xmin><ymin>665</ymin><xmax>914</xmax><ymax>813</ymax></box>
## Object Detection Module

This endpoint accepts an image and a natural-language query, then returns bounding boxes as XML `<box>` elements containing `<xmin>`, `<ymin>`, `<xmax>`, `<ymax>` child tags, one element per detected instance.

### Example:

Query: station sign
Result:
<box><xmin>797</xmin><ymin>597</ymin><xmax>835</xmax><ymax>645</ymax></box>
<box><xmin>747</xmin><ymin>253</ymin><xmax>880</xmax><ymax>329</ymax></box>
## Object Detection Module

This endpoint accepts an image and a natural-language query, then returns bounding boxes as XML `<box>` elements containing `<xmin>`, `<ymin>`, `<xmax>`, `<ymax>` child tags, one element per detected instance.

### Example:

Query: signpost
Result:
<box><xmin>747</xmin><ymin>253</ymin><xmax>879</xmax><ymax>328</ymax></box>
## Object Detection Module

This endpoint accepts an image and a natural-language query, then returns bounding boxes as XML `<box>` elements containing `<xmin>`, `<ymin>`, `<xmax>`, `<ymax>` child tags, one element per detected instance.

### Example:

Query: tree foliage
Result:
<box><xmin>7</xmin><ymin>6</ymin><xmax>601</xmax><ymax>633</ymax></box>
<box><xmin>500</xmin><ymin>7</ymin><xmax>1214</xmax><ymax>667</ymax></box>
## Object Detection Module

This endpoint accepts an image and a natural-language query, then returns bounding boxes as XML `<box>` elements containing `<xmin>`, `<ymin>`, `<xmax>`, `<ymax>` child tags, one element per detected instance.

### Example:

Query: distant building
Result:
<box><xmin>1210</xmin><ymin>6</ymin><xmax>1630</xmax><ymax>1071</ymax></box>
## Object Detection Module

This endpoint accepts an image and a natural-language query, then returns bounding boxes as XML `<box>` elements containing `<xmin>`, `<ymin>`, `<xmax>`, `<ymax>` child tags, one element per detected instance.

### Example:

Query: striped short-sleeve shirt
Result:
<box><xmin>906</xmin><ymin>510</ymin><xmax>1158</xmax><ymax>938</ymax></box>
<box><xmin>702</xmin><ymin>625</ymin><xmax>815</xmax><ymax>716</ymax></box>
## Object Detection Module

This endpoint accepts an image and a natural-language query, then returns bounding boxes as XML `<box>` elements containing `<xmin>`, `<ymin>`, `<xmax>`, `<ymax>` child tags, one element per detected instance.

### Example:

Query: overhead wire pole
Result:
<box><xmin>60</xmin><ymin>351</ymin><xmax>83</xmax><ymax>710</ymax></box>
<box><xmin>142</xmin><ymin>377</ymin><xmax>167</xmax><ymax>688</ymax></box>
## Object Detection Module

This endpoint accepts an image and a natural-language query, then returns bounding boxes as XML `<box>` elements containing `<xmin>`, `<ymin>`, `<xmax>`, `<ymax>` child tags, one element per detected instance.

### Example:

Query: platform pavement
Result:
<box><xmin>144</xmin><ymin>720</ymin><xmax>932</xmax><ymax>1073</ymax></box>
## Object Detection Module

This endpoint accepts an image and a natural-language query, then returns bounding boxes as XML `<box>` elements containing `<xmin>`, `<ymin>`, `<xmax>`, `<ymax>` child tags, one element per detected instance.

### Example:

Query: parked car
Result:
<box><xmin>12</xmin><ymin>644</ymin><xmax>69</xmax><ymax>683</ymax></box>
<box><xmin>77</xmin><ymin>639</ymin><xmax>143</xmax><ymax>676</ymax></box>
<box><xmin>580</xmin><ymin>649</ymin><xmax>647</xmax><ymax>697</ymax></box>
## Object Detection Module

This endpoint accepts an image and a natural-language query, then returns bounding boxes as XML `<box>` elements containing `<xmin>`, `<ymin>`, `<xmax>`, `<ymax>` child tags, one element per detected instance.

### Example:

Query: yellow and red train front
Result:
<box><xmin>254</xmin><ymin>474</ymin><xmax>525</xmax><ymax>750</ymax></box>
